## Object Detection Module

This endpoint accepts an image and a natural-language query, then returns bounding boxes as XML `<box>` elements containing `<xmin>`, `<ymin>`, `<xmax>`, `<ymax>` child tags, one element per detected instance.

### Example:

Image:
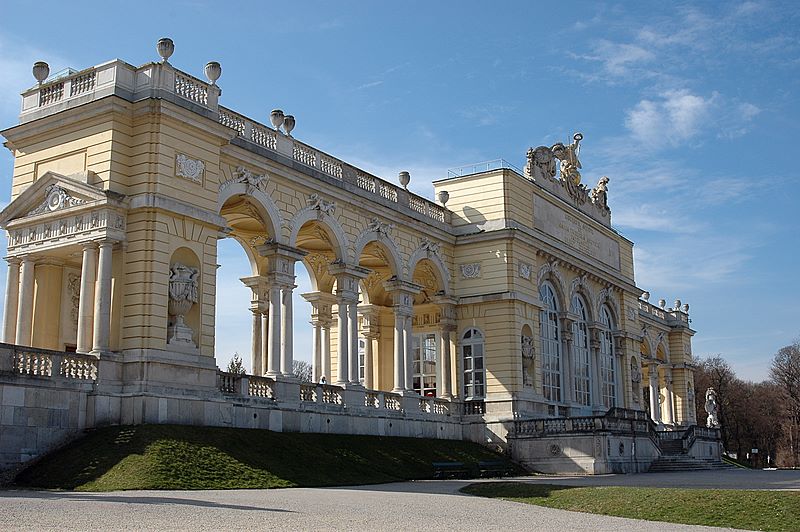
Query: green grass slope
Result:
<box><xmin>15</xmin><ymin>424</ymin><xmax>513</xmax><ymax>491</ymax></box>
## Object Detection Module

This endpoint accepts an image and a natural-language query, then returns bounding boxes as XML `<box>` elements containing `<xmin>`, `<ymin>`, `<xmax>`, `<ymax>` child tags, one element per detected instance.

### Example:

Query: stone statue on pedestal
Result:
<box><xmin>705</xmin><ymin>387</ymin><xmax>721</xmax><ymax>428</ymax></box>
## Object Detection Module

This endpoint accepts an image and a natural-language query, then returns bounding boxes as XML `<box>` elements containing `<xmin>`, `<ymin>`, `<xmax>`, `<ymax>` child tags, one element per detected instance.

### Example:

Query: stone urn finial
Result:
<box><xmin>399</xmin><ymin>171</ymin><xmax>410</xmax><ymax>189</ymax></box>
<box><xmin>283</xmin><ymin>115</ymin><xmax>295</xmax><ymax>136</ymax></box>
<box><xmin>438</xmin><ymin>190</ymin><xmax>449</xmax><ymax>206</ymax></box>
<box><xmin>674</xmin><ymin>299</ymin><xmax>681</xmax><ymax>311</ymax></box>
<box><xmin>270</xmin><ymin>109</ymin><xmax>285</xmax><ymax>132</ymax></box>
<box><xmin>32</xmin><ymin>61</ymin><xmax>50</xmax><ymax>84</ymax></box>
<box><xmin>658</xmin><ymin>299</ymin><xmax>666</xmax><ymax>309</ymax></box>
<box><xmin>204</xmin><ymin>61</ymin><xmax>222</xmax><ymax>85</ymax></box>
<box><xmin>167</xmin><ymin>263</ymin><xmax>199</xmax><ymax>347</ymax></box>
<box><xmin>642</xmin><ymin>291</ymin><xmax>650</xmax><ymax>302</ymax></box>
<box><xmin>682</xmin><ymin>303</ymin><xmax>689</xmax><ymax>313</ymax></box>
<box><xmin>157</xmin><ymin>38</ymin><xmax>175</xmax><ymax>63</ymax></box>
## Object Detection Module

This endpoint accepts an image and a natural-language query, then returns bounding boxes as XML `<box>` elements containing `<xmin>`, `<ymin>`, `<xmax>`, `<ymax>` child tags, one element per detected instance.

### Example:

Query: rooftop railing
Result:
<box><xmin>446</xmin><ymin>158</ymin><xmax>522</xmax><ymax>178</ymax></box>
<box><xmin>20</xmin><ymin>60</ymin><xmax>449</xmax><ymax>226</ymax></box>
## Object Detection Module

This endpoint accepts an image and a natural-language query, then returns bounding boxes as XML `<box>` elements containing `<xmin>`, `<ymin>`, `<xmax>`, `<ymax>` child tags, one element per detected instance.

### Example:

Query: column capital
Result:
<box><xmin>257</xmin><ymin>241</ymin><xmax>307</xmax><ymax>286</ymax></box>
<box><xmin>81</xmin><ymin>241</ymin><xmax>99</xmax><ymax>251</ymax></box>
<box><xmin>302</xmin><ymin>291</ymin><xmax>338</xmax><ymax>320</ymax></box>
<box><xmin>4</xmin><ymin>256</ymin><xmax>21</xmax><ymax>265</ymax></box>
<box><xmin>328</xmin><ymin>261</ymin><xmax>369</xmax><ymax>302</ymax></box>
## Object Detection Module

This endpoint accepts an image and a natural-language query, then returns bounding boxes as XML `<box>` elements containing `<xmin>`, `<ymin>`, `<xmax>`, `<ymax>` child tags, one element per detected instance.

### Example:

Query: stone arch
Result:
<box><xmin>569</xmin><ymin>275</ymin><xmax>595</xmax><ymax>322</ymax></box>
<box><xmin>352</xmin><ymin>228</ymin><xmax>403</xmax><ymax>278</ymax></box>
<box><xmin>536</xmin><ymin>261</ymin><xmax>567</xmax><ymax>308</ymax></box>
<box><xmin>596</xmin><ymin>287</ymin><xmax>621</xmax><ymax>329</ymax></box>
<box><xmin>288</xmin><ymin>206</ymin><xmax>349</xmax><ymax>262</ymax></box>
<box><xmin>217</xmin><ymin>182</ymin><xmax>283</xmax><ymax>243</ymax></box>
<box><xmin>655</xmin><ymin>333</ymin><xmax>670</xmax><ymax>361</ymax></box>
<box><xmin>407</xmin><ymin>247</ymin><xmax>451</xmax><ymax>294</ymax></box>
<box><xmin>228</xmin><ymin>234</ymin><xmax>260</xmax><ymax>276</ymax></box>
<box><xmin>640</xmin><ymin>327</ymin><xmax>655</xmax><ymax>357</ymax></box>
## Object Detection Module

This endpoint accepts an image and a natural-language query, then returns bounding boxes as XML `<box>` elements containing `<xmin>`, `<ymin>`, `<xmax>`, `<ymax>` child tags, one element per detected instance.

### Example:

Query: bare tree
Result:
<box><xmin>292</xmin><ymin>360</ymin><xmax>313</xmax><ymax>382</ymax></box>
<box><xmin>771</xmin><ymin>340</ymin><xmax>800</xmax><ymax>467</ymax></box>
<box><xmin>226</xmin><ymin>352</ymin><xmax>246</xmax><ymax>375</ymax></box>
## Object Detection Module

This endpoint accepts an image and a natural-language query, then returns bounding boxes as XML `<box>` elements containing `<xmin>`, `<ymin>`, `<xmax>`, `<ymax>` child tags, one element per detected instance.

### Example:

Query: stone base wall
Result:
<box><xmin>509</xmin><ymin>432</ymin><xmax>660</xmax><ymax>474</ymax></box>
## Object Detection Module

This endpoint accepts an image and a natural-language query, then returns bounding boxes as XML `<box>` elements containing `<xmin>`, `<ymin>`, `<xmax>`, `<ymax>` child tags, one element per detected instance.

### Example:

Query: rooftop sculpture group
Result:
<box><xmin>525</xmin><ymin>133</ymin><xmax>610</xmax><ymax>210</ymax></box>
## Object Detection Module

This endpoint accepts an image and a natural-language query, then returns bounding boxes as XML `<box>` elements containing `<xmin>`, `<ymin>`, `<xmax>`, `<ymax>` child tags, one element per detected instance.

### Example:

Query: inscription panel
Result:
<box><xmin>534</xmin><ymin>195</ymin><xmax>620</xmax><ymax>269</ymax></box>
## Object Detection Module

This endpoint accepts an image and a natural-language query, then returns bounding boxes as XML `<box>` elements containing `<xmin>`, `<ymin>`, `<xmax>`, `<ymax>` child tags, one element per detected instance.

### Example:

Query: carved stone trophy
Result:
<box><xmin>167</xmin><ymin>263</ymin><xmax>199</xmax><ymax>347</ymax></box>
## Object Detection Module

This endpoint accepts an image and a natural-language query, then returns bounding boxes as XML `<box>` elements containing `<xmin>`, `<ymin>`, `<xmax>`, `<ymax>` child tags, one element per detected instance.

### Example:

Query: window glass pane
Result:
<box><xmin>475</xmin><ymin>357</ymin><xmax>483</xmax><ymax>370</ymax></box>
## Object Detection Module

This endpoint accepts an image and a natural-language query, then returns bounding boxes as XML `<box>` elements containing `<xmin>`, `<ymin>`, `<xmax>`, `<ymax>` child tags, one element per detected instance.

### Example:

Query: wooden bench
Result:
<box><xmin>432</xmin><ymin>461</ymin><xmax>470</xmax><ymax>479</ymax></box>
<box><xmin>477</xmin><ymin>460</ymin><xmax>513</xmax><ymax>478</ymax></box>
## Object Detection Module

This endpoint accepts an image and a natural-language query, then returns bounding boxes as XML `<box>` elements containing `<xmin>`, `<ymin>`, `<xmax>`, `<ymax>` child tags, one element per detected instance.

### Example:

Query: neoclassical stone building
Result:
<box><xmin>0</xmin><ymin>40</ymin><xmax>716</xmax><ymax>475</ymax></box>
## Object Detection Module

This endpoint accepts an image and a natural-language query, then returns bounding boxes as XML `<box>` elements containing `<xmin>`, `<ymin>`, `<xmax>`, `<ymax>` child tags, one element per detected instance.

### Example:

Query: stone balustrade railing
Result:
<box><xmin>19</xmin><ymin>60</ymin><xmax>449</xmax><ymax>227</ymax></box>
<box><xmin>216</xmin><ymin>371</ymin><xmax>455</xmax><ymax>419</ymax></box>
<box><xmin>513</xmin><ymin>407</ymin><xmax>656</xmax><ymax>437</ymax></box>
<box><xmin>638</xmin><ymin>300</ymin><xmax>690</xmax><ymax>325</ymax></box>
<box><xmin>216</xmin><ymin>104</ymin><xmax>448</xmax><ymax>225</ymax></box>
<box><xmin>1</xmin><ymin>345</ymin><xmax>98</xmax><ymax>382</ymax></box>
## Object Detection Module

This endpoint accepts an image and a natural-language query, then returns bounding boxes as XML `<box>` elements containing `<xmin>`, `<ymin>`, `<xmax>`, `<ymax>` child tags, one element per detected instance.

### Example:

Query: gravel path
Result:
<box><xmin>0</xmin><ymin>479</ymin><xmax>742</xmax><ymax>531</ymax></box>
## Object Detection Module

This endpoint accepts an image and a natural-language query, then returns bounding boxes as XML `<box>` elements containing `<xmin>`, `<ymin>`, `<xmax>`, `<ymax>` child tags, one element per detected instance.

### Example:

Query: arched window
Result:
<box><xmin>462</xmin><ymin>328</ymin><xmax>485</xmax><ymax>399</ymax></box>
<box><xmin>599</xmin><ymin>305</ymin><xmax>616</xmax><ymax>408</ymax></box>
<box><xmin>570</xmin><ymin>295</ymin><xmax>591</xmax><ymax>406</ymax></box>
<box><xmin>539</xmin><ymin>283</ymin><xmax>561</xmax><ymax>402</ymax></box>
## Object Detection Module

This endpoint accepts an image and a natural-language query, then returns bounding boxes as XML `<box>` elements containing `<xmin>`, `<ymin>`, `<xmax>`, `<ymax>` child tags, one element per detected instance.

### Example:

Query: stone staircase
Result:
<box><xmin>649</xmin><ymin>438</ymin><xmax>734</xmax><ymax>472</ymax></box>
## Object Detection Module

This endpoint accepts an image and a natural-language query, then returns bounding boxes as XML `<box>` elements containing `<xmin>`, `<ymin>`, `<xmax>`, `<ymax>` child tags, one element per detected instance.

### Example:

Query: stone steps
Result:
<box><xmin>648</xmin><ymin>455</ymin><xmax>735</xmax><ymax>472</ymax></box>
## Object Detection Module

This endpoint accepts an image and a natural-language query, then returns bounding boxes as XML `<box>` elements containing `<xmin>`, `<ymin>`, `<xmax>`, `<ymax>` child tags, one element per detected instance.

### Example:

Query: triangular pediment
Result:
<box><xmin>0</xmin><ymin>172</ymin><xmax>121</xmax><ymax>227</ymax></box>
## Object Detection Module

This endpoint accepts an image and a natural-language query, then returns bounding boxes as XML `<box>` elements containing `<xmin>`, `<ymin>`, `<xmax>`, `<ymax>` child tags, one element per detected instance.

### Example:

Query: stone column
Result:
<box><xmin>76</xmin><ymin>243</ymin><xmax>98</xmax><ymax>353</ymax></box>
<box><xmin>302</xmin><ymin>291</ymin><xmax>337</xmax><ymax>384</ymax></box>
<box><xmin>328</xmin><ymin>263</ymin><xmax>369</xmax><ymax>387</ymax></box>
<box><xmin>664</xmin><ymin>367</ymin><xmax>675</xmax><ymax>426</ymax></box>
<box><xmin>255</xmin><ymin>242</ymin><xmax>307</xmax><ymax>379</ymax></box>
<box><xmin>336</xmin><ymin>299</ymin><xmax>349</xmax><ymax>385</ymax></box>
<box><xmin>91</xmin><ymin>240</ymin><xmax>114</xmax><ymax>353</ymax></box>
<box><xmin>15</xmin><ymin>256</ymin><xmax>35</xmax><ymax>346</ymax></box>
<box><xmin>363</xmin><ymin>334</ymin><xmax>375</xmax><ymax>389</ymax></box>
<box><xmin>383</xmin><ymin>278</ymin><xmax>421</xmax><ymax>394</ymax></box>
<box><xmin>85</xmin><ymin>242</ymin><xmax>112</xmax><ymax>353</ymax></box>
<box><xmin>251</xmin><ymin>309</ymin><xmax>262</xmax><ymax>375</ymax></box>
<box><xmin>439</xmin><ymin>325</ymin><xmax>455</xmax><ymax>398</ymax></box>
<box><xmin>648</xmin><ymin>363</ymin><xmax>660</xmax><ymax>423</ymax></box>
<box><xmin>392</xmin><ymin>309</ymin><xmax>406</xmax><ymax>392</ymax></box>
<box><xmin>266</xmin><ymin>284</ymin><xmax>282</xmax><ymax>376</ymax></box>
<box><xmin>589</xmin><ymin>327</ymin><xmax>603</xmax><ymax>411</ymax></box>
<box><xmin>310</xmin><ymin>317</ymin><xmax>322</xmax><ymax>383</ymax></box>
<box><xmin>261</xmin><ymin>310</ymin><xmax>269</xmax><ymax>375</ymax></box>
<box><xmin>322</xmin><ymin>320</ymin><xmax>332</xmax><ymax>383</ymax></box>
<box><xmin>348</xmin><ymin>299</ymin><xmax>360</xmax><ymax>385</ymax></box>
<box><xmin>403</xmin><ymin>314</ymin><xmax>414</xmax><ymax>392</ymax></box>
<box><xmin>2</xmin><ymin>258</ymin><xmax>20</xmax><ymax>344</ymax></box>
<box><xmin>280</xmin><ymin>284</ymin><xmax>295</xmax><ymax>376</ymax></box>
<box><xmin>559</xmin><ymin>313</ymin><xmax>575</xmax><ymax>407</ymax></box>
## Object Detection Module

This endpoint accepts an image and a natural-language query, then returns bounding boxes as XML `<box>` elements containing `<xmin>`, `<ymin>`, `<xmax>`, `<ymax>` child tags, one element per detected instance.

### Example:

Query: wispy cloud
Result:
<box><xmin>0</xmin><ymin>35</ymin><xmax>71</xmax><ymax>118</ymax></box>
<box><xmin>356</xmin><ymin>80</ymin><xmax>384</xmax><ymax>90</ymax></box>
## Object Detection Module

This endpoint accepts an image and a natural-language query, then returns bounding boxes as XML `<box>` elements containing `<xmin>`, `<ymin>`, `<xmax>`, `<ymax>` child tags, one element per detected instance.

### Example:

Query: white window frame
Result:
<box><xmin>358</xmin><ymin>336</ymin><xmax>367</xmax><ymax>385</ymax></box>
<box><xmin>412</xmin><ymin>332</ymin><xmax>438</xmax><ymax>397</ymax></box>
<box><xmin>539</xmin><ymin>283</ymin><xmax>562</xmax><ymax>402</ymax></box>
<box><xmin>571</xmin><ymin>294</ymin><xmax>591</xmax><ymax>407</ymax></box>
<box><xmin>599</xmin><ymin>305</ymin><xmax>616</xmax><ymax>408</ymax></box>
<box><xmin>461</xmin><ymin>328</ymin><xmax>485</xmax><ymax>399</ymax></box>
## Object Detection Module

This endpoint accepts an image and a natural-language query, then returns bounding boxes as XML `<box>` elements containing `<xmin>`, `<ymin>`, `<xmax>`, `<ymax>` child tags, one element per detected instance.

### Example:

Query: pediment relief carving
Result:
<box><xmin>0</xmin><ymin>171</ymin><xmax>121</xmax><ymax>228</ymax></box>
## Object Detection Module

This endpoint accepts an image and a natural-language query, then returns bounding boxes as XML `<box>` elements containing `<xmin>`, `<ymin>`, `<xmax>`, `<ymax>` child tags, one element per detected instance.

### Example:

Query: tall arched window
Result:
<box><xmin>570</xmin><ymin>295</ymin><xmax>591</xmax><ymax>406</ymax></box>
<box><xmin>539</xmin><ymin>283</ymin><xmax>561</xmax><ymax>402</ymax></box>
<box><xmin>599</xmin><ymin>305</ymin><xmax>616</xmax><ymax>408</ymax></box>
<box><xmin>462</xmin><ymin>328</ymin><xmax>485</xmax><ymax>399</ymax></box>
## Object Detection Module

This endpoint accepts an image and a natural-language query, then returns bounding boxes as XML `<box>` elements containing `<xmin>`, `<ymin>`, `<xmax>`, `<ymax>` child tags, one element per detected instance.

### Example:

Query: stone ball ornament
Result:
<box><xmin>157</xmin><ymin>37</ymin><xmax>175</xmax><ymax>63</ymax></box>
<box><xmin>204</xmin><ymin>61</ymin><xmax>222</xmax><ymax>85</ymax></box>
<box><xmin>32</xmin><ymin>61</ymin><xmax>50</xmax><ymax>84</ymax></box>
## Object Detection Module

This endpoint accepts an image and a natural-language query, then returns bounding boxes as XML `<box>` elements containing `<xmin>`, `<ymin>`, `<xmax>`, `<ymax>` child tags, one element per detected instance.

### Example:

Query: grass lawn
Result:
<box><xmin>461</xmin><ymin>482</ymin><xmax>800</xmax><ymax>532</ymax></box>
<box><xmin>15</xmin><ymin>424</ymin><xmax>515</xmax><ymax>491</ymax></box>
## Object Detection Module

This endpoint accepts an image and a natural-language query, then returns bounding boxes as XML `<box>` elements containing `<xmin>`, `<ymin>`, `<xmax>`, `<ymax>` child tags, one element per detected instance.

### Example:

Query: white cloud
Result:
<box><xmin>624</xmin><ymin>89</ymin><xmax>714</xmax><ymax>147</ymax></box>
<box><xmin>623</xmin><ymin>90</ymin><xmax>760</xmax><ymax>149</ymax></box>
<box><xmin>0</xmin><ymin>36</ymin><xmax>71</xmax><ymax>119</ymax></box>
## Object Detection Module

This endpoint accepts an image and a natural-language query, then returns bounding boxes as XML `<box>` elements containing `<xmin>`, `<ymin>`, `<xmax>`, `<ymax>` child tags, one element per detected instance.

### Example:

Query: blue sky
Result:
<box><xmin>0</xmin><ymin>1</ymin><xmax>797</xmax><ymax>381</ymax></box>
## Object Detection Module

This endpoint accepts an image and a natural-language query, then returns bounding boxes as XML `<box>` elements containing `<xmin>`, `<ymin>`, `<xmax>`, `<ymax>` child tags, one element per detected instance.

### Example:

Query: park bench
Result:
<box><xmin>477</xmin><ymin>460</ymin><xmax>514</xmax><ymax>478</ymax></box>
<box><xmin>432</xmin><ymin>461</ymin><xmax>470</xmax><ymax>479</ymax></box>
